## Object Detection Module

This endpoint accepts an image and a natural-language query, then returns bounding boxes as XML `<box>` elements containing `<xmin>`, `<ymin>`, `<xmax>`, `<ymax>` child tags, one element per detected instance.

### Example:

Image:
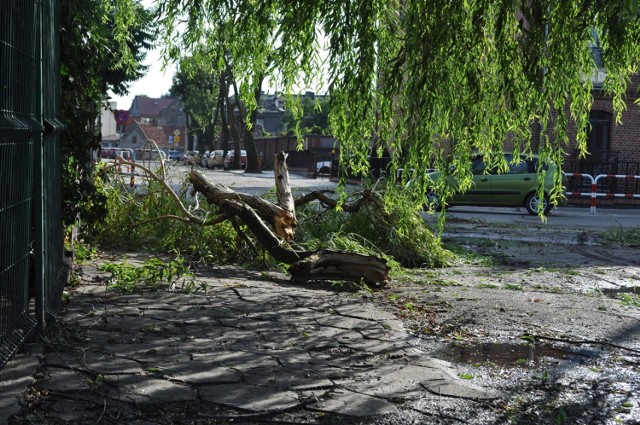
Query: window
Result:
<box><xmin>132</xmin><ymin>136</ymin><xmax>137</xmax><ymax>144</ymax></box>
<box><xmin>508</xmin><ymin>160</ymin><xmax>527</xmax><ymax>174</ymax></box>
<box><xmin>587</xmin><ymin>111</ymin><xmax>611</xmax><ymax>162</ymax></box>
<box><xmin>471</xmin><ymin>156</ymin><xmax>486</xmax><ymax>175</ymax></box>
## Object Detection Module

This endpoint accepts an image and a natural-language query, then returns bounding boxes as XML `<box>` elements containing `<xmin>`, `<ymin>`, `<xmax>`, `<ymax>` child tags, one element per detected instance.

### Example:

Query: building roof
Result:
<box><xmin>130</xmin><ymin>95</ymin><xmax>178</xmax><ymax>118</ymax></box>
<box><xmin>134</xmin><ymin>122</ymin><xmax>168</xmax><ymax>145</ymax></box>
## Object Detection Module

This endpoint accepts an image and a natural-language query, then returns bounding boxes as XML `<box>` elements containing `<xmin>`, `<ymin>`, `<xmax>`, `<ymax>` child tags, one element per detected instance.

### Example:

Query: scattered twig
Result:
<box><xmin>103</xmin><ymin>159</ymin><xmax>198</xmax><ymax>224</ymax></box>
<box><xmin>96</xmin><ymin>399</ymin><xmax>107</xmax><ymax>424</ymax></box>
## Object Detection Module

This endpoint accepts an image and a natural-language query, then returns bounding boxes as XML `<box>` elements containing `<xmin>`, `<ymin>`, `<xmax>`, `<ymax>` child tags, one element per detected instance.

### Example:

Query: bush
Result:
<box><xmin>87</xmin><ymin>167</ymin><xmax>452</xmax><ymax>271</ymax></box>
<box><xmin>87</xmin><ymin>169</ymin><xmax>239</xmax><ymax>264</ymax></box>
<box><xmin>296</xmin><ymin>190</ymin><xmax>453</xmax><ymax>269</ymax></box>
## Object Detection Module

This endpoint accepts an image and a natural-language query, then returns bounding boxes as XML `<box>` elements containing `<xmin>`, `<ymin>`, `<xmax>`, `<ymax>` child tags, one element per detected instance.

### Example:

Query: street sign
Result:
<box><xmin>174</xmin><ymin>136</ymin><xmax>180</xmax><ymax>143</ymax></box>
<box><xmin>114</xmin><ymin>110</ymin><xmax>129</xmax><ymax>124</ymax></box>
<box><xmin>174</xmin><ymin>129</ymin><xmax>181</xmax><ymax>136</ymax></box>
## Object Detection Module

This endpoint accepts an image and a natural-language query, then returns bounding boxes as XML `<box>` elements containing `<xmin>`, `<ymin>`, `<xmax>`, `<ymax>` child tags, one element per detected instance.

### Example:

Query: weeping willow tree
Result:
<box><xmin>157</xmin><ymin>0</ymin><xmax>639</xmax><ymax>208</ymax></box>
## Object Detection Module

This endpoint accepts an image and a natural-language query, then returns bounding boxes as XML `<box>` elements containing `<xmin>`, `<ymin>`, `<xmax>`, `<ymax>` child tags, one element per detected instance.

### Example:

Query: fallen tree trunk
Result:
<box><xmin>290</xmin><ymin>250</ymin><xmax>390</xmax><ymax>286</ymax></box>
<box><xmin>216</xmin><ymin>199</ymin><xmax>303</xmax><ymax>264</ymax></box>
<box><xmin>188</xmin><ymin>158</ymin><xmax>390</xmax><ymax>287</ymax></box>
<box><xmin>190</xmin><ymin>170</ymin><xmax>296</xmax><ymax>241</ymax></box>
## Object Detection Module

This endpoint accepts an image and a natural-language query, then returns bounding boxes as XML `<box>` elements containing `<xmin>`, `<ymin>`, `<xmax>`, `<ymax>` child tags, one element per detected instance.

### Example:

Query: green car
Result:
<box><xmin>425</xmin><ymin>153</ymin><xmax>564</xmax><ymax>215</ymax></box>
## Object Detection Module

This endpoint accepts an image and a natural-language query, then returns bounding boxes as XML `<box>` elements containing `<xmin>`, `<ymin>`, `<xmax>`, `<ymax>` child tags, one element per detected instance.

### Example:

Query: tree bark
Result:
<box><xmin>189</xmin><ymin>170</ymin><xmax>296</xmax><ymax>241</ymax></box>
<box><xmin>290</xmin><ymin>250</ymin><xmax>390</xmax><ymax>287</ymax></box>
<box><xmin>217</xmin><ymin>199</ymin><xmax>303</xmax><ymax>264</ymax></box>
<box><xmin>274</xmin><ymin>152</ymin><xmax>296</xmax><ymax>240</ymax></box>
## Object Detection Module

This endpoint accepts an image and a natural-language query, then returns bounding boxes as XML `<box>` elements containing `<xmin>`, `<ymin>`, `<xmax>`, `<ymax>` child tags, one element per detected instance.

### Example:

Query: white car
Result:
<box><xmin>206</xmin><ymin>150</ymin><xmax>225</xmax><ymax>169</ymax></box>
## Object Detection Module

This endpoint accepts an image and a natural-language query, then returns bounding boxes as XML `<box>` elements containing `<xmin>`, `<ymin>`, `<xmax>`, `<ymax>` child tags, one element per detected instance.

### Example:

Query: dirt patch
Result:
<box><xmin>373</xmin><ymin>217</ymin><xmax>640</xmax><ymax>424</ymax></box>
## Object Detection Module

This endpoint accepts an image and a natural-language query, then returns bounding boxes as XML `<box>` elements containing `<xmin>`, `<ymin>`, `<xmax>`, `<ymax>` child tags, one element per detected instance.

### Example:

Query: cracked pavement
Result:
<box><xmin>1</xmin><ymin>261</ymin><xmax>499</xmax><ymax>424</ymax></box>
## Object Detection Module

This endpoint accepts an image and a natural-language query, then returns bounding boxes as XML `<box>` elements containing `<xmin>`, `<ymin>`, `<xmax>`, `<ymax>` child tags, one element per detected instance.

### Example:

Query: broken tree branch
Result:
<box><xmin>274</xmin><ymin>152</ymin><xmax>297</xmax><ymax>240</ymax></box>
<box><xmin>105</xmin><ymin>159</ymin><xmax>209</xmax><ymax>225</ymax></box>
<box><xmin>189</xmin><ymin>170</ymin><xmax>296</xmax><ymax>241</ymax></box>
<box><xmin>186</xmin><ymin>157</ymin><xmax>390</xmax><ymax>286</ymax></box>
<box><xmin>294</xmin><ymin>189</ymin><xmax>375</xmax><ymax>212</ymax></box>
<box><xmin>217</xmin><ymin>199</ymin><xmax>303</xmax><ymax>264</ymax></box>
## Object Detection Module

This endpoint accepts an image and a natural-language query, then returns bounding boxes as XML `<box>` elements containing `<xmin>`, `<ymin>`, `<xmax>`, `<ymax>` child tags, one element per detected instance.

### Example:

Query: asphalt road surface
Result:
<box><xmin>430</xmin><ymin>205</ymin><xmax>640</xmax><ymax>230</ymax></box>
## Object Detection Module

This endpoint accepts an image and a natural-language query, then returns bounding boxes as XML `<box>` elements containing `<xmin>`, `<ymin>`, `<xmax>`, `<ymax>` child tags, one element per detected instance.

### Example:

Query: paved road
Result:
<box><xmin>424</xmin><ymin>205</ymin><xmax>640</xmax><ymax>230</ymax></box>
<box><xmin>0</xmin><ymin>263</ymin><xmax>497</xmax><ymax>424</ymax></box>
<box><xmin>174</xmin><ymin>165</ymin><xmax>338</xmax><ymax>196</ymax></box>
<box><xmin>141</xmin><ymin>162</ymin><xmax>640</xmax><ymax>230</ymax></box>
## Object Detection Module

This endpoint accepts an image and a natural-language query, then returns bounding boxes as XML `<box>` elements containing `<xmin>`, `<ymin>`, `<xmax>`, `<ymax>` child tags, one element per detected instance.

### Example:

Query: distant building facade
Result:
<box><xmin>101</xmin><ymin>95</ymin><xmax>188</xmax><ymax>156</ymax></box>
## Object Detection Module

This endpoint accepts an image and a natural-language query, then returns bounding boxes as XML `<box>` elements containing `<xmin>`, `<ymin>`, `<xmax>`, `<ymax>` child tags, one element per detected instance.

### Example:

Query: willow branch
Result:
<box><xmin>117</xmin><ymin>213</ymin><xmax>231</xmax><ymax>228</ymax></box>
<box><xmin>294</xmin><ymin>189</ymin><xmax>374</xmax><ymax>213</ymax></box>
<box><xmin>104</xmin><ymin>159</ymin><xmax>201</xmax><ymax>224</ymax></box>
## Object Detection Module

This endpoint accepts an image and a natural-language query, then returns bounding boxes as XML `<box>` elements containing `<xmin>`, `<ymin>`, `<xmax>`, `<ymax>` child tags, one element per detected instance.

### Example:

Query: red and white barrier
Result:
<box><xmin>114</xmin><ymin>150</ymin><xmax>137</xmax><ymax>188</ymax></box>
<box><xmin>564</xmin><ymin>172</ymin><xmax>640</xmax><ymax>214</ymax></box>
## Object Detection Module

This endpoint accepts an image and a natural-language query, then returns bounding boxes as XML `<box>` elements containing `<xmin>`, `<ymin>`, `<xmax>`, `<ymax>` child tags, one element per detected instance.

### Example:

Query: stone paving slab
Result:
<box><xmin>2</xmin><ymin>263</ymin><xmax>500</xmax><ymax>423</ymax></box>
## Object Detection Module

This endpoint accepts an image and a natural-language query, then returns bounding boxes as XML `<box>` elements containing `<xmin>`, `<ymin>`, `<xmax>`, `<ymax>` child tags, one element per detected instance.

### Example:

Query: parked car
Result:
<box><xmin>100</xmin><ymin>148</ymin><xmax>134</xmax><ymax>161</ymax></box>
<box><xmin>100</xmin><ymin>149</ymin><xmax>117</xmax><ymax>159</ymax></box>
<box><xmin>224</xmin><ymin>150</ymin><xmax>247</xmax><ymax>170</ymax></box>
<box><xmin>425</xmin><ymin>153</ymin><xmax>565</xmax><ymax>215</ymax></box>
<box><xmin>167</xmin><ymin>150</ymin><xmax>181</xmax><ymax>161</ymax></box>
<box><xmin>200</xmin><ymin>151</ymin><xmax>210</xmax><ymax>167</ymax></box>
<box><xmin>206</xmin><ymin>150</ymin><xmax>225</xmax><ymax>169</ymax></box>
<box><xmin>183</xmin><ymin>150</ymin><xmax>200</xmax><ymax>165</ymax></box>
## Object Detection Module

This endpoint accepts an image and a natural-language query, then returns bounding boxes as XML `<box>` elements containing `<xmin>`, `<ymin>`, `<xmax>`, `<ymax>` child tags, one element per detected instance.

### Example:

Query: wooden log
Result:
<box><xmin>189</xmin><ymin>170</ymin><xmax>296</xmax><ymax>241</ymax></box>
<box><xmin>289</xmin><ymin>250</ymin><xmax>390</xmax><ymax>287</ymax></box>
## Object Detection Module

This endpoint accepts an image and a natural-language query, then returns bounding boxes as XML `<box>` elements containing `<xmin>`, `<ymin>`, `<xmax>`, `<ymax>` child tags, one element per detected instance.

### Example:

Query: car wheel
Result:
<box><xmin>425</xmin><ymin>192</ymin><xmax>443</xmax><ymax>212</ymax></box>
<box><xmin>525</xmin><ymin>192</ymin><xmax>551</xmax><ymax>215</ymax></box>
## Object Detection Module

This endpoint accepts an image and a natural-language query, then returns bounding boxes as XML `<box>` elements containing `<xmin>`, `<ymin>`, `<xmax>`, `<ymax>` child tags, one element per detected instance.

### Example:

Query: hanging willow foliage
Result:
<box><xmin>157</xmin><ymin>0</ymin><xmax>640</xmax><ymax>209</ymax></box>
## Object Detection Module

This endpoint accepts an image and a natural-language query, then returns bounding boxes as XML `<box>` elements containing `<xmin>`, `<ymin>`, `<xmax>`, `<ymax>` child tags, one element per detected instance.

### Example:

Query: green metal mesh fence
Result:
<box><xmin>0</xmin><ymin>0</ymin><xmax>64</xmax><ymax>369</ymax></box>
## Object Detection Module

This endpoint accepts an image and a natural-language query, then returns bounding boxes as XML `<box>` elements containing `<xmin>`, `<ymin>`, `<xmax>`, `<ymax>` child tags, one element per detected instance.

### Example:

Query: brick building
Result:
<box><xmin>546</xmin><ymin>73</ymin><xmax>640</xmax><ymax>205</ymax></box>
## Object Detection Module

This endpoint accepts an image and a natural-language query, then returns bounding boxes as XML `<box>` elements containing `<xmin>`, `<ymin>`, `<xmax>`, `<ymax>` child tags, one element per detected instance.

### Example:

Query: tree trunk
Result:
<box><xmin>189</xmin><ymin>170</ymin><xmax>296</xmax><ymax>241</ymax></box>
<box><xmin>290</xmin><ymin>250</ymin><xmax>390</xmax><ymax>287</ymax></box>
<box><xmin>188</xmin><ymin>158</ymin><xmax>390</xmax><ymax>287</ymax></box>
<box><xmin>243</xmin><ymin>73</ymin><xmax>264</xmax><ymax>173</ymax></box>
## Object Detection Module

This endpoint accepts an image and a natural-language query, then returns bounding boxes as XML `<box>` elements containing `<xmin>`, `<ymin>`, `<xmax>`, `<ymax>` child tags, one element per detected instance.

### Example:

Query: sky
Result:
<box><xmin>106</xmin><ymin>0</ymin><xmax>327</xmax><ymax>110</ymax></box>
<box><xmin>107</xmin><ymin>46</ymin><xmax>176</xmax><ymax>111</ymax></box>
<box><xmin>107</xmin><ymin>0</ymin><xmax>175</xmax><ymax>110</ymax></box>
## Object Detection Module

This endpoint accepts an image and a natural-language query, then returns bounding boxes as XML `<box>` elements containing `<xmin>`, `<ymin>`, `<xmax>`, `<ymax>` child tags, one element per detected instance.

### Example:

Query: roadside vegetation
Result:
<box><xmin>601</xmin><ymin>227</ymin><xmax>640</xmax><ymax>248</ymax></box>
<box><xmin>84</xmin><ymin>162</ymin><xmax>453</xmax><ymax>291</ymax></box>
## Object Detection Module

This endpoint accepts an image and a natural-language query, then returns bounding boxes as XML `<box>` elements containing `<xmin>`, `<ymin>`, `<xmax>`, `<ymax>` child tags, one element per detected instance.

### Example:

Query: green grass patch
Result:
<box><xmin>619</xmin><ymin>292</ymin><xmax>640</xmax><ymax>308</ymax></box>
<box><xmin>601</xmin><ymin>227</ymin><xmax>640</xmax><ymax>248</ymax></box>
<box><xmin>475</xmin><ymin>283</ymin><xmax>499</xmax><ymax>289</ymax></box>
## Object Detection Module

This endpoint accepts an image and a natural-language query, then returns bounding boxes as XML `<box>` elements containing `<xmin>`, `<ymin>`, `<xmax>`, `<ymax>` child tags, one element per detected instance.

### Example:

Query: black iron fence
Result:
<box><xmin>0</xmin><ymin>0</ymin><xmax>66</xmax><ymax>369</ymax></box>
